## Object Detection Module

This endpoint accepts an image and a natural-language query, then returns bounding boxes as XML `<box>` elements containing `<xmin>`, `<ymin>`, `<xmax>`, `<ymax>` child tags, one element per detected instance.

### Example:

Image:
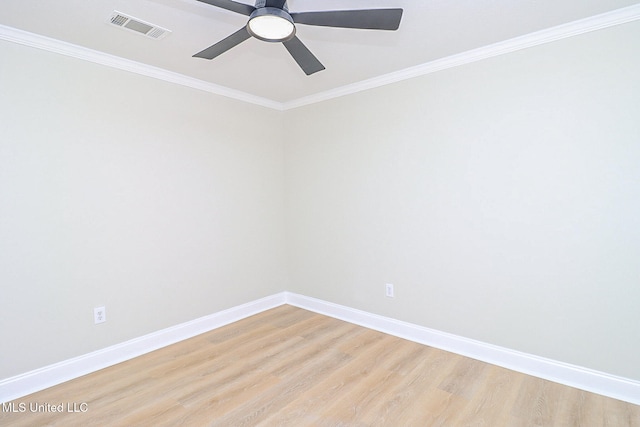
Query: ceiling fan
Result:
<box><xmin>193</xmin><ymin>0</ymin><xmax>403</xmax><ymax>75</ymax></box>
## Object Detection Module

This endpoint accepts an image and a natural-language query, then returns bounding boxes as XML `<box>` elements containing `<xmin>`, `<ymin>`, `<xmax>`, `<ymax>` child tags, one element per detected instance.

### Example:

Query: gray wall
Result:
<box><xmin>285</xmin><ymin>21</ymin><xmax>640</xmax><ymax>380</ymax></box>
<box><xmin>0</xmin><ymin>41</ymin><xmax>287</xmax><ymax>378</ymax></box>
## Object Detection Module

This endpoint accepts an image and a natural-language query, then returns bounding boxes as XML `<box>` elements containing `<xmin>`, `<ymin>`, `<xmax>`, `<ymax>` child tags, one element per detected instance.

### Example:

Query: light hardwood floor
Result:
<box><xmin>2</xmin><ymin>305</ymin><xmax>639</xmax><ymax>426</ymax></box>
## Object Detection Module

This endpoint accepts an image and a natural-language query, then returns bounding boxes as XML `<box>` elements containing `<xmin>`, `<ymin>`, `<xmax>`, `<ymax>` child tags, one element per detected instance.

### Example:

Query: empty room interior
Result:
<box><xmin>1</xmin><ymin>0</ymin><xmax>639</xmax><ymax>425</ymax></box>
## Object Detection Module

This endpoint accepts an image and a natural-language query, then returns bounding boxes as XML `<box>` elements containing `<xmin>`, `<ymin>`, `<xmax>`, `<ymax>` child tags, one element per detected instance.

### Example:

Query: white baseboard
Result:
<box><xmin>0</xmin><ymin>293</ymin><xmax>287</xmax><ymax>404</ymax></box>
<box><xmin>3</xmin><ymin>291</ymin><xmax>639</xmax><ymax>406</ymax></box>
<box><xmin>284</xmin><ymin>292</ymin><xmax>640</xmax><ymax>406</ymax></box>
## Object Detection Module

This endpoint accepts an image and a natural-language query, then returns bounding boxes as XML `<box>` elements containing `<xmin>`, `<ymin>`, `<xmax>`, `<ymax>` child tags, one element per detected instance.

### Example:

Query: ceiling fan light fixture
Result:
<box><xmin>247</xmin><ymin>7</ymin><xmax>295</xmax><ymax>42</ymax></box>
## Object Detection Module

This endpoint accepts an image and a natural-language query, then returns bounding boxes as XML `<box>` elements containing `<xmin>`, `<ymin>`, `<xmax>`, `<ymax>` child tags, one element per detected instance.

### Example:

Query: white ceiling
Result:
<box><xmin>1</xmin><ymin>0</ymin><xmax>639</xmax><ymax>107</ymax></box>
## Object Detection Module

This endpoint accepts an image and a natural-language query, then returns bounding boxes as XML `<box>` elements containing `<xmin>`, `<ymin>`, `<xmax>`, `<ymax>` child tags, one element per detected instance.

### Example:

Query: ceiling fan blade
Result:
<box><xmin>291</xmin><ymin>9</ymin><xmax>403</xmax><ymax>30</ymax></box>
<box><xmin>264</xmin><ymin>0</ymin><xmax>287</xmax><ymax>8</ymax></box>
<box><xmin>194</xmin><ymin>0</ymin><xmax>255</xmax><ymax>16</ymax></box>
<box><xmin>193</xmin><ymin>27</ymin><xmax>251</xmax><ymax>60</ymax></box>
<box><xmin>283</xmin><ymin>36</ymin><xmax>325</xmax><ymax>75</ymax></box>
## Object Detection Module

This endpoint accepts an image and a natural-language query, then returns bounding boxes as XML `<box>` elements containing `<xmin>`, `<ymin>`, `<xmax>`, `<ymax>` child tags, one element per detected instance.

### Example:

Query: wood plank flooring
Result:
<box><xmin>2</xmin><ymin>305</ymin><xmax>639</xmax><ymax>426</ymax></box>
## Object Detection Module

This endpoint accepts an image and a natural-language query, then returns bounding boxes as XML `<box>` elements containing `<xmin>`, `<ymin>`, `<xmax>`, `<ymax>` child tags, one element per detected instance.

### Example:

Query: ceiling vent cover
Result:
<box><xmin>109</xmin><ymin>11</ymin><xmax>171</xmax><ymax>40</ymax></box>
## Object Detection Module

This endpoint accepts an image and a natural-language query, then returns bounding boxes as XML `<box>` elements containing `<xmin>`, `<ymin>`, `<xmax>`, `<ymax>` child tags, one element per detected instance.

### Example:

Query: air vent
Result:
<box><xmin>109</xmin><ymin>11</ymin><xmax>171</xmax><ymax>40</ymax></box>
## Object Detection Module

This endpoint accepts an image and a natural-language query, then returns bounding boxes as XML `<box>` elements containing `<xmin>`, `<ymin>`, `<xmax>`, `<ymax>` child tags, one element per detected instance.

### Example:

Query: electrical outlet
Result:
<box><xmin>385</xmin><ymin>283</ymin><xmax>394</xmax><ymax>298</ymax></box>
<box><xmin>94</xmin><ymin>306</ymin><xmax>106</xmax><ymax>324</ymax></box>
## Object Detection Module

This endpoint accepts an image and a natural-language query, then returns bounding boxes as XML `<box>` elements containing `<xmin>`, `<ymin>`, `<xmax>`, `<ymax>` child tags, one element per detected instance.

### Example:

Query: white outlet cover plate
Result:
<box><xmin>386</xmin><ymin>284</ymin><xmax>394</xmax><ymax>298</ymax></box>
<box><xmin>94</xmin><ymin>306</ymin><xmax>106</xmax><ymax>324</ymax></box>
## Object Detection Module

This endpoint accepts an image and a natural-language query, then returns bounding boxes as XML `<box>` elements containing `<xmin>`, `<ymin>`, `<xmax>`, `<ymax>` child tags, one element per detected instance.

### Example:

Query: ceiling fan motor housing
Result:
<box><xmin>254</xmin><ymin>0</ymin><xmax>288</xmax><ymax>11</ymax></box>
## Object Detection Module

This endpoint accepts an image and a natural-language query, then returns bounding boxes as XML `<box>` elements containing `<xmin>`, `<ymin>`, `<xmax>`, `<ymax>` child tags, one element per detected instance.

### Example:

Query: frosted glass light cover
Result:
<box><xmin>248</xmin><ymin>15</ymin><xmax>294</xmax><ymax>41</ymax></box>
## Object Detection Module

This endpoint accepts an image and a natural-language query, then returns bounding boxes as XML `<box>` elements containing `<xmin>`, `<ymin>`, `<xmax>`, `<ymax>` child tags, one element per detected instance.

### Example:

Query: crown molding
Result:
<box><xmin>0</xmin><ymin>24</ymin><xmax>282</xmax><ymax>111</ymax></box>
<box><xmin>281</xmin><ymin>3</ymin><xmax>640</xmax><ymax>110</ymax></box>
<box><xmin>2</xmin><ymin>3</ymin><xmax>640</xmax><ymax>111</ymax></box>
